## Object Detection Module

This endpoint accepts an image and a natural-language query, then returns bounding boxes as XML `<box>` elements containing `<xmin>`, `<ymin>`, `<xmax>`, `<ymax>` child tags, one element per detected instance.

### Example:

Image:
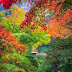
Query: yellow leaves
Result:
<box><xmin>13</xmin><ymin>68</ymin><xmax>26</xmax><ymax>72</ymax></box>
<box><xmin>44</xmin><ymin>34</ymin><xmax>51</xmax><ymax>38</ymax></box>
<box><xmin>32</xmin><ymin>42</ymin><xmax>42</xmax><ymax>52</ymax></box>
<box><xmin>31</xmin><ymin>47</ymin><xmax>35</xmax><ymax>52</ymax></box>
<box><xmin>11</xmin><ymin>4</ymin><xmax>27</xmax><ymax>14</ymax></box>
<box><xmin>0</xmin><ymin>5</ymin><xmax>27</xmax><ymax>31</ymax></box>
<box><xmin>11</xmin><ymin>47</ymin><xmax>16</xmax><ymax>52</ymax></box>
<box><xmin>35</xmin><ymin>42</ymin><xmax>42</xmax><ymax>47</ymax></box>
<box><xmin>30</xmin><ymin>21</ymin><xmax>34</xmax><ymax>25</ymax></box>
<box><xmin>12</xmin><ymin>4</ymin><xmax>18</xmax><ymax>10</ymax></box>
<box><xmin>0</xmin><ymin>11</ymin><xmax>6</xmax><ymax>16</ymax></box>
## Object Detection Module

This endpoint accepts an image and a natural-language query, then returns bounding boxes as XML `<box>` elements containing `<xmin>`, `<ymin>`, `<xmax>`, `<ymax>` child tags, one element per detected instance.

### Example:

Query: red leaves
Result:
<box><xmin>20</xmin><ymin>24</ymin><xmax>24</xmax><ymax>28</ymax></box>
<box><xmin>63</xmin><ymin>9</ymin><xmax>72</xmax><ymax>22</ymax></box>
<box><xmin>20</xmin><ymin>14</ymin><xmax>33</xmax><ymax>28</ymax></box>
<box><xmin>20</xmin><ymin>0</ymin><xmax>62</xmax><ymax>28</ymax></box>
<box><xmin>20</xmin><ymin>0</ymin><xmax>48</xmax><ymax>27</ymax></box>
<box><xmin>0</xmin><ymin>0</ymin><xmax>17</xmax><ymax>9</ymax></box>
<box><xmin>65</xmin><ymin>57</ymin><xmax>67</xmax><ymax>60</ymax></box>
<box><xmin>44</xmin><ymin>27</ymin><xmax>47</xmax><ymax>31</ymax></box>
<box><xmin>13</xmin><ymin>0</ymin><xmax>17</xmax><ymax>3</ymax></box>
<box><xmin>59</xmin><ymin>20</ymin><xmax>66</xmax><ymax>25</ymax></box>
<box><xmin>28</xmin><ymin>0</ymin><xmax>30</xmax><ymax>3</ymax></box>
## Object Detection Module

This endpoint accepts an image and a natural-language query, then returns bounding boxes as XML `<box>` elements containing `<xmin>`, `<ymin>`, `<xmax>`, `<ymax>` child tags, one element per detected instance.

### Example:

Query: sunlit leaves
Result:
<box><xmin>0</xmin><ymin>5</ymin><xmax>26</xmax><ymax>32</ymax></box>
<box><xmin>12</xmin><ymin>26</ymin><xmax>51</xmax><ymax>52</ymax></box>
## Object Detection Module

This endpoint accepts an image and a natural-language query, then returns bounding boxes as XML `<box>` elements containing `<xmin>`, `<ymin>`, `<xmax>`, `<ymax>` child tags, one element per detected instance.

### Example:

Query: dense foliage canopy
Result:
<box><xmin>0</xmin><ymin>0</ymin><xmax>72</xmax><ymax>72</ymax></box>
<box><xmin>37</xmin><ymin>37</ymin><xmax>72</xmax><ymax>72</ymax></box>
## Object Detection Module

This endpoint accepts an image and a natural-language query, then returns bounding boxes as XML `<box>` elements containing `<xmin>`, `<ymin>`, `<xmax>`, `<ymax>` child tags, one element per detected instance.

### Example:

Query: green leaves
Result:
<box><xmin>12</xmin><ymin>27</ymin><xmax>50</xmax><ymax>52</ymax></box>
<box><xmin>0</xmin><ymin>53</ymin><xmax>37</xmax><ymax>71</ymax></box>
<box><xmin>0</xmin><ymin>5</ymin><xmax>26</xmax><ymax>32</ymax></box>
<box><xmin>39</xmin><ymin>37</ymin><xmax>72</xmax><ymax>72</ymax></box>
<box><xmin>0</xmin><ymin>63</ymin><xmax>19</xmax><ymax>70</ymax></box>
<box><xmin>50</xmin><ymin>38</ymin><xmax>72</xmax><ymax>50</ymax></box>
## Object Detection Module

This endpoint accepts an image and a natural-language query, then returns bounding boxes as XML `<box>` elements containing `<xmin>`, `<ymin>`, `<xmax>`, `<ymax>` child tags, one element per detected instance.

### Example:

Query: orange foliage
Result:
<box><xmin>47</xmin><ymin>9</ymin><xmax>72</xmax><ymax>38</ymax></box>
<box><xmin>19</xmin><ymin>0</ymin><xmax>72</xmax><ymax>38</ymax></box>
<box><xmin>0</xmin><ymin>24</ymin><xmax>26</xmax><ymax>55</ymax></box>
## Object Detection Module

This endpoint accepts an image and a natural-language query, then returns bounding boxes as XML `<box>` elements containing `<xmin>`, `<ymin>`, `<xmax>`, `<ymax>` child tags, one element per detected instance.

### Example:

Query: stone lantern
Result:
<box><xmin>31</xmin><ymin>52</ymin><xmax>38</xmax><ymax>58</ymax></box>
